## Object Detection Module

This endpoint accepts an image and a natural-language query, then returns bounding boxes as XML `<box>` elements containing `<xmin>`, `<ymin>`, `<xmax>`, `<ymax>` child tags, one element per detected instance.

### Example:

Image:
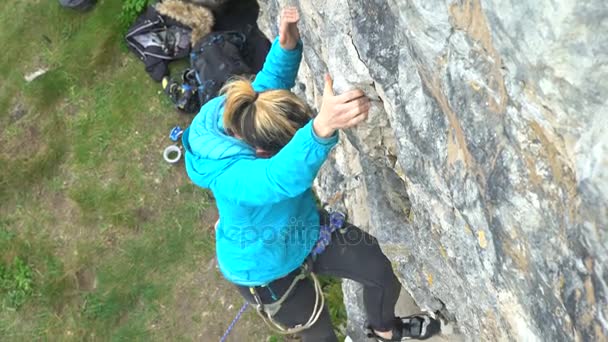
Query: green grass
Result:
<box><xmin>320</xmin><ymin>276</ymin><xmax>348</xmax><ymax>340</ymax></box>
<box><xmin>0</xmin><ymin>1</ymin><xmax>346</xmax><ymax>341</ymax></box>
<box><xmin>0</xmin><ymin>255</ymin><xmax>34</xmax><ymax>310</ymax></box>
<box><xmin>119</xmin><ymin>0</ymin><xmax>155</xmax><ymax>29</ymax></box>
<box><xmin>0</xmin><ymin>1</ymin><xmax>220</xmax><ymax>340</ymax></box>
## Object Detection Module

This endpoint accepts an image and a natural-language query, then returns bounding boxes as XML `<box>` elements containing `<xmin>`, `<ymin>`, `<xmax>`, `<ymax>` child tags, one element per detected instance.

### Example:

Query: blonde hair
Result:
<box><xmin>222</xmin><ymin>77</ymin><xmax>312</xmax><ymax>154</ymax></box>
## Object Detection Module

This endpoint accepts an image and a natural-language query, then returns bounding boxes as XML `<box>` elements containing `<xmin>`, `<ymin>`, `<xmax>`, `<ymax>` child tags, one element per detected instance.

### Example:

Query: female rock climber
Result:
<box><xmin>182</xmin><ymin>6</ymin><xmax>441</xmax><ymax>342</ymax></box>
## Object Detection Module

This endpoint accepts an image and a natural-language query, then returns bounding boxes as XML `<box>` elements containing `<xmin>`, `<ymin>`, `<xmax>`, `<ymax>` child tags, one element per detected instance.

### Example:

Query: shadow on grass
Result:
<box><xmin>0</xmin><ymin>113</ymin><xmax>67</xmax><ymax>202</ymax></box>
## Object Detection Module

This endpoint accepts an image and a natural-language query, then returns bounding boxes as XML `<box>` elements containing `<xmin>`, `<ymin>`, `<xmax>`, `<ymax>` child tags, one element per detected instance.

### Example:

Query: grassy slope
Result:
<box><xmin>0</xmin><ymin>1</ymin><xmax>345</xmax><ymax>341</ymax></box>
<box><xmin>0</xmin><ymin>1</ymin><xmax>266</xmax><ymax>340</ymax></box>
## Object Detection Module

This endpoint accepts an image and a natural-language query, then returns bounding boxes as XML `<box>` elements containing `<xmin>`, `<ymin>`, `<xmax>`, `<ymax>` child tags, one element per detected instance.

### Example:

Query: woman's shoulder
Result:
<box><xmin>190</xmin><ymin>96</ymin><xmax>226</xmax><ymax>132</ymax></box>
<box><xmin>187</xmin><ymin>95</ymin><xmax>254</xmax><ymax>160</ymax></box>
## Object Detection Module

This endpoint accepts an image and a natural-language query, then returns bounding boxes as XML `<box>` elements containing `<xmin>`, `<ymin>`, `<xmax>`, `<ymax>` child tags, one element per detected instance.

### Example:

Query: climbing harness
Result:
<box><xmin>220</xmin><ymin>211</ymin><xmax>346</xmax><ymax>340</ymax></box>
<box><xmin>250</xmin><ymin>260</ymin><xmax>323</xmax><ymax>334</ymax></box>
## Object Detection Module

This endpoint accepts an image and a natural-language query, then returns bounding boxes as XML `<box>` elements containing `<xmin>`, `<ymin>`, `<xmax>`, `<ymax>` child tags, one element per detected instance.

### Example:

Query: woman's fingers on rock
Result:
<box><xmin>330</xmin><ymin>102</ymin><xmax>368</xmax><ymax>128</ymax></box>
<box><xmin>336</xmin><ymin>89</ymin><xmax>366</xmax><ymax>104</ymax></box>
<box><xmin>353</xmin><ymin>96</ymin><xmax>370</xmax><ymax>108</ymax></box>
<box><xmin>346</xmin><ymin>103</ymin><xmax>370</xmax><ymax>119</ymax></box>
<box><xmin>338</xmin><ymin>96</ymin><xmax>370</xmax><ymax>114</ymax></box>
<box><xmin>345</xmin><ymin>111</ymin><xmax>369</xmax><ymax>127</ymax></box>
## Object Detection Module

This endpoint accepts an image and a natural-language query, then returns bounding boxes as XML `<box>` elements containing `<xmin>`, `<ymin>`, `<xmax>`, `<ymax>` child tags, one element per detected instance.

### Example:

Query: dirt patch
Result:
<box><xmin>142</xmin><ymin>204</ymin><xmax>277</xmax><ymax>342</ymax></box>
<box><xmin>134</xmin><ymin>207</ymin><xmax>155</xmax><ymax>224</ymax></box>
<box><xmin>76</xmin><ymin>267</ymin><xmax>97</xmax><ymax>291</ymax></box>
<box><xmin>0</xmin><ymin>117</ymin><xmax>44</xmax><ymax>161</ymax></box>
<box><xmin>157</xmin><ymin>260</ymin><xmax>271</xmax><ymax>341</ymax></box>
<box><xmin>10</xmin><ymin>101</ymin><xmax>28</xmax><ymax>123</ymax></box>
<box><xmin>199</xmin><ymin>203</ymin><xmax>219</xmax><ymax>233</ymax></box>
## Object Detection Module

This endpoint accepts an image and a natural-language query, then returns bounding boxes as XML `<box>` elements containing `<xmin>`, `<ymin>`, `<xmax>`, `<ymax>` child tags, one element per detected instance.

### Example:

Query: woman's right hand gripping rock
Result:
<box><xmin>313</xmin><ymin>74</ymin><xmax>371</xmax><ymax>138</ymax></box>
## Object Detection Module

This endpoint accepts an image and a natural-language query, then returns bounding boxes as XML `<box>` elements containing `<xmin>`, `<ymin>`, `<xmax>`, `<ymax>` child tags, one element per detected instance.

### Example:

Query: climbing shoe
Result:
<box><xmin>161</xmin><ymin>73</ymin><xmax>201</xmax><ymax>114</ymax></box>
<box><xmin>365</xmin><ymin>313</ymin><xmax>441</xmax><ymax>341</ymax></box>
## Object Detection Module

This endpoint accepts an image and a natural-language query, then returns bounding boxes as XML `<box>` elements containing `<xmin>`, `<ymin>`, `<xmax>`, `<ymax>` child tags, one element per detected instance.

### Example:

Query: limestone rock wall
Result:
<box><xmin>258</xmin><ymin>1</ymin><xmax>607</xmax><ymax>340</ymax></box>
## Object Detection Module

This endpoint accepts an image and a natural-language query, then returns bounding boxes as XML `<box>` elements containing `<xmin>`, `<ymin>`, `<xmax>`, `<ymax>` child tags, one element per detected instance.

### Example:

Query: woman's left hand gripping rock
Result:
<box><xmin>279</xmin><ymin>6</ymin><xmax>300</xmax><ymax>50</ymax></box>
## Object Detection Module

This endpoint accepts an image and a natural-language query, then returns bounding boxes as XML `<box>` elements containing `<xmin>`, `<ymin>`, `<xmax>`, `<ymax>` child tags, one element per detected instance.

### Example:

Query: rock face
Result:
<box><xmin>258</xmin><ymin>1</ymin><xmax>607</xmax><ymax>341</ymax></box>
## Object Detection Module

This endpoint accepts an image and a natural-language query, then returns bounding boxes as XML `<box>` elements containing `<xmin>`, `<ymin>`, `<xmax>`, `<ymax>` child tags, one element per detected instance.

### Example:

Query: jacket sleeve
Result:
<box><xmin>211</xmin><ymin>121</ymin><xmax>338</xmax><ymax>206</ymax></box>
<box><xmin>252</xmin><ymin>37</ymin><xmax>303</xmax><ymax>92</ymax></box>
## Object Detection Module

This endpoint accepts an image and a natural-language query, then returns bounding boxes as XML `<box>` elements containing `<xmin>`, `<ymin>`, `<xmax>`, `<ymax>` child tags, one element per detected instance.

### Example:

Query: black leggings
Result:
<box><xmin>235</xmin><ymin>218</ymin><xmax>402</xmax><ymax>341</ymax></box>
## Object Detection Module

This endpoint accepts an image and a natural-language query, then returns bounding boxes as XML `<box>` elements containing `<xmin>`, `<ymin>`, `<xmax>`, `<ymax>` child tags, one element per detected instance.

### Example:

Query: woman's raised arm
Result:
<box><xmin>252</xmin><ymin>7</ymin><xmax>303</xmax><ymax>92</ymax></box>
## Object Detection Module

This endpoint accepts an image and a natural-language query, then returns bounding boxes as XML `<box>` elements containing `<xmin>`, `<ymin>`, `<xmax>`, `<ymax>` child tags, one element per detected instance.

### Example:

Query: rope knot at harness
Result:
<box><xmin>312</xmin><ymin>211</ymin><xmax>346</xmax><ymax>256</ymax></box>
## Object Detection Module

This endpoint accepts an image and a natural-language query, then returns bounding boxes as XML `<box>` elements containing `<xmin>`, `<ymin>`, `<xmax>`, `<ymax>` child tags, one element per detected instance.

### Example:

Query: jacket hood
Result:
<box><xmin>182</xmin><ymin>96</ymin><xmax>255</xmax><ymax>188</ymax></box>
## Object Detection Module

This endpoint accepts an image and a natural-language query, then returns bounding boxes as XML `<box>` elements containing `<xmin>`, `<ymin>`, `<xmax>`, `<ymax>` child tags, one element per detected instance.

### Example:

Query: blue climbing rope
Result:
<box><xmin>218</xmin><ymin>211</ymin><xmax>346</xmax><ymax>341</ymax></box>
<box><xmin>219</xmin><ymin>301</ymin><xmax>249</xmax><ymax>342</ymax></box>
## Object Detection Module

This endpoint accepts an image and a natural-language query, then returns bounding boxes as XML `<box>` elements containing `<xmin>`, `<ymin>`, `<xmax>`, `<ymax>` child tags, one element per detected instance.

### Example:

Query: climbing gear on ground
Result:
<box><xmin>129</xmin><ymin>0</ymin><xmax>269</xmax><ymax>112</ymax></box>
<box><xmin>206</xmin><ymin>0</ymin><xmax>270</xmax><ymax>72</ymax></box>
<box><xmin>125</xmin><ymin>1</ymin><xmax>215</xmax><ymax>81</ymax></box>
<box><xmin>170</xmin><ymin>126</ymin><xmax>184</xmax><ymax>142</ymax></box>
<box><xmin>221</xmin><ymin>211</ymin><xmax>346</xmax><ymax>339</ymax></box>
<box><xmin>125</xmin><ymin>6</ymin><xmax>193</xmax><ymax>81</ymax></box>
<box><xmin>364</xmin><ymin>313</ymin><xmax>442</xmax><ymax>341</ymax></box>
<box><xmin>162</xmin><ymin>28</ymin><xmax>268</xmax><ymax>114</ymax></box>
<box><xmin>164</xmin><ymin>125</ymin><xmax>185</xmax><ymax>163</ymax></box>
<box><xmin>163</xmin><ymin>145</ymin><xmax>182</xmax><ymax>164</ymax></box>
<box><xmin>162</xmin><ymin>70</ymin><xmax>202</xmax><ymax>113</ymax></box>
<box><xmin>190</xmin><ymin>31</ymin><xmax>253</xmax><ymax>107</ymax></box>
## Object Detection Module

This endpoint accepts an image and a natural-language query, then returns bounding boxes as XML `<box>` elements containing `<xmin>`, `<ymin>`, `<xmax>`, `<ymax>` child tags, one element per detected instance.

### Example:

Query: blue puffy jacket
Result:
<box><xmin>182</xmin><ymin>38</ymin><xmax>339</xmax><ymax>286</ymax></box>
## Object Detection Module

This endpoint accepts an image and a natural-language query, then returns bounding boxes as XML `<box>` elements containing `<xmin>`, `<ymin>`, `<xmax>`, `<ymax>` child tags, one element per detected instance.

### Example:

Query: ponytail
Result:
<box><xmin>222</xmin><ymin>77</ymin><xmax>312</xmax><ymax>155</ymax></box>
<box><xmin>222</xmin><ymin>77</ymin><xmax>258</xmax><ymax>134</ymax></box>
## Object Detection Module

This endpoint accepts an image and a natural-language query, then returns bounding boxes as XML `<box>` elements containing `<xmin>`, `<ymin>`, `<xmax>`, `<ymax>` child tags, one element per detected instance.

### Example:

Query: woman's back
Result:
<box><xmin>182</xmin><ymin>38</ymin><xmax>339</xmax><ymax>286</ymax></box>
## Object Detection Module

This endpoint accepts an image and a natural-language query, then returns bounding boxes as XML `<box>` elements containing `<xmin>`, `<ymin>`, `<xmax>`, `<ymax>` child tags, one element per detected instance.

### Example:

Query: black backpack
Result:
<box><xmin>191</xmin><ymin>31</ymin><xmax>253</xmax><ymax>106</ymax></box>
<box><xmin>163</xmin><ymin>30</ymin><xmax>264</xmax><ymax>114</ymax></box>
